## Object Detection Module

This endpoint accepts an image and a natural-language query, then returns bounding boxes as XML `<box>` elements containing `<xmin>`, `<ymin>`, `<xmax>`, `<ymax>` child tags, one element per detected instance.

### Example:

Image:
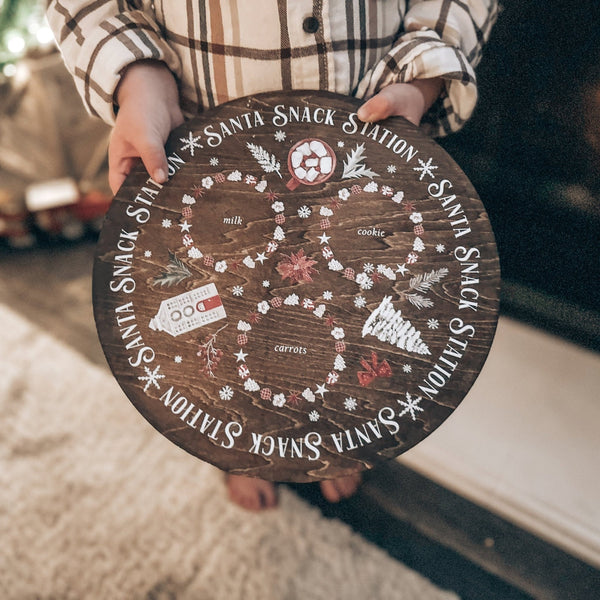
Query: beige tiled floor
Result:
<box><xmin>400</xmin><ymin>316</ymin><xmax>600</xmax><ymax>567</ymax></box>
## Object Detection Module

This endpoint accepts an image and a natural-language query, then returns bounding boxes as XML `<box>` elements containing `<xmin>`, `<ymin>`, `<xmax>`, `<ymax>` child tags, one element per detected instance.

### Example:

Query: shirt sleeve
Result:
<box><xmin>355</xmin><ymin>0</ymin><xmax>498</xmax><ymax>137</ymax></box>
<box><xmin>46</xmin><ymin>1</ymin><xmax>182</xmax><ymax>125</ymax></box>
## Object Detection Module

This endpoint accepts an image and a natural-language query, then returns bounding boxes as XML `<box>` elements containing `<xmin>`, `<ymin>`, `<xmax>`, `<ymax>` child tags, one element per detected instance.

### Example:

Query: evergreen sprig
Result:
<box><xmin>342</xmin><ymin>143</ymin><xmax>379</xmax><ymax>179</ymax></box>
<box><xmin>152</xmin><ymin>250</ymin><xmax>192</xmax><ymax>287</ymax></box>
<box><xmin>246</xmin><ymin>143</ymin><xmax>282</xmax><ymax>178</ymax></box>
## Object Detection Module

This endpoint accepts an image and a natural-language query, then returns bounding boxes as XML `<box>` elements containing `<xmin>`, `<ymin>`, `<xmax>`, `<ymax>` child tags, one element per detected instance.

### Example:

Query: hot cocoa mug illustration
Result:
<box><xmin>286</xmin><ymin>138</ymin><xmax>336</xmax><ymax>190</ymax></box>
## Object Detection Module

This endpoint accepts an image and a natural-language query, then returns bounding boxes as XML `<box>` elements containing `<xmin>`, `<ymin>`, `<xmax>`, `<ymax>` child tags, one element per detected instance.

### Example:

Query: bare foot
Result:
<box><xmin>320</xmin><ymin>473</ymin><xmax>362</xmax><ymax>503</ymax></box>
<box><xmin>226</xmin><ymin>474</ymin><xmax>278</xmax><ymax>511</ymax></box>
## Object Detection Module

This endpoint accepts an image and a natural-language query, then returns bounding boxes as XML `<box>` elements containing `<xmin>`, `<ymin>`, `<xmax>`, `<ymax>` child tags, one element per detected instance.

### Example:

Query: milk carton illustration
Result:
<box><xmin>149</xmin><ymin>283</ymin><xmax>226</xmax><ymax>337</ymax></box>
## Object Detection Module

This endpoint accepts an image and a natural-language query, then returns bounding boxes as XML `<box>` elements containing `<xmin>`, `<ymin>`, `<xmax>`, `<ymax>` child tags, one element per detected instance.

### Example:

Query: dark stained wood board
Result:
<box><xmin>93</xmin><ymin>91</ymin><xmax>500</xmax><ymax>482</ymax></box>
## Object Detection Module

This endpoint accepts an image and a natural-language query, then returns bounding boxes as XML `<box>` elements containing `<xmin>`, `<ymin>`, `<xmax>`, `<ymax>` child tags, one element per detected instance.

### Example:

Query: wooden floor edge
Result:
<box><xmin>360</xmin><ymin>461</ymin><xmax>600</xmax><ymax>600</ymax></box>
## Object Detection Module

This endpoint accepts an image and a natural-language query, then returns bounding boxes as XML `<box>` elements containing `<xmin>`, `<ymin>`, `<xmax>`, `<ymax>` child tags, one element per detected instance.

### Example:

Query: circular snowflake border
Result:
<box><xmin>176</xmin><ymin>171</ymin><xmax>287</xmax><ymax>273</ymax></box>
<box><xmin>234</xmin><ymin>294</ymin><xmax>348</xmax><ymax>419</ymax></box>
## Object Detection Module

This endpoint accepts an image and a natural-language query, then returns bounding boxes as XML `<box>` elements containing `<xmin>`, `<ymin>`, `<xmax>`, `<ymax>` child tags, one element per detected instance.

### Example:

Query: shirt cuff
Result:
<box><xmin>74</xmin><ymin>11</ymin><xmax>182</xmax><ymax>125</ymax></box>
<box><xmin>355</xmin><ymin>29</ymin><xmax>478</xmax><ymax>137</ymax></box>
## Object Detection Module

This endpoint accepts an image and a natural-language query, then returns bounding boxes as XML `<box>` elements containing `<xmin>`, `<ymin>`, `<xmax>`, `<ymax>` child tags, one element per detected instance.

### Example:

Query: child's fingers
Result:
<box><xmin>357</xmin><ymin>83</ymin><xmax>423</xmax><ymax>126</ymax></box>
<box><xmin>137</xmin><ymin>138</ymin><xmax>169</xmax><ymax>186</ymax></box>
<box><xmin>357</xmin><ymin>89</ymin><xmax>396</xmax><ymax>123</ymax></box>
<box><xmin>108</xmin><ymin>138</ymin><xmax>136</xmax><ymax>194</ymax></box>
<box><xmin>108</xmin><ymin>156</ymin><xmax>134</xmax><ymax>195</ymax></box>
<box><xmin>108</xmin><ymin>131</ymin><xmax>169</xmax><ymax>195</ymax></box>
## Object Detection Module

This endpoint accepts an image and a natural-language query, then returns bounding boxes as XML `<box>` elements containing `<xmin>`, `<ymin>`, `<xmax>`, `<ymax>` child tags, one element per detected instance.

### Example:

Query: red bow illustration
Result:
<box><xmin>357</xmin><ymin>352</ymin><xmax>392</xmax><ymax>387</ymax></box>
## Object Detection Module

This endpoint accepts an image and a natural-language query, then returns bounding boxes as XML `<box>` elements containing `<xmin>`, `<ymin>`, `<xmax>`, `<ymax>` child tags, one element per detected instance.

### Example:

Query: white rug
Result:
<box><xmin>0</xmin><ymin>304</ymin><xmax>458</xmax><ymax>600</ymax></box>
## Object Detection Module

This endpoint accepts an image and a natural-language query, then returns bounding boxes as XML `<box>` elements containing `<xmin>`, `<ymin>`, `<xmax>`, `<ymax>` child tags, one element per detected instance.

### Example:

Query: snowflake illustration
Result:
<box><xmin>174</xmin><ymin>356</ymin><xmax>182</xmax><ymax>364</ymax></box>
<box><xmin>262</xmin><ymin>280</ymin><xmax>270</xmax><ymax>288</ymax></box>
<box><xmin>387</xmin><ymin>164</ymin><xmax>397</xmax><ymax>174</ymax></box>
<box><xmin>322</xmin><ymin>290</ymin><xmax>333</xmax><ymax>301</ymax></box>
<box><xmin>398</xmin><ymin>392</ymin><xmax>424</xmax><ymax>421</ymax></box>
<box><xmin>180</xmin><ymin>132</ymin><xmax>203</xmax><ymax>156</ymax></box>
<box><xmin>232</xmin><ymin>286</ymin><xmax>244</xmax><ymax>297</ymax></box>
<box><xmin>161</xmin><ymin>219</ymin><xmax>172</xmax><ymax>228</ymax></box>
<box><xmin>144</xmin><ymin>250</ymin><xmax>152</xmax><ymax>258</ymax></box>
<box><xmin>354</xmin><ymin>296</ymin><xmax>367</xmax><ymax>308</ymax></box>
<box><xmin>138</xmin><ymin>365</ymin><xmax>165</xmax><ymax>392</ymax></box>
<box><xmin>337</xmin><ymin>140</ymin><xmax>345</xmax><ymax>148</ymax></box>
<box><xmin>362</xmin><ymin>262</ymin><xmax>375</xmax><ymax>274</ymax></box>
<box><xmin>427</xmin><ymin>319</ymin><xmax>440</xmax><ymax>330</ymax></box>
<box><xmin>274</xmin><ymin>130</ymin><xmax>287</xmax><ymax>142</ymax></box>
<box><xmin>298</xmin><ymin>205</ymin><xmax>312</xmax><ymax>218</ymax></box>
<box><xmin>219</xmin><ymin>386</ymin><xmax>234</xmax><ymax>401</ymax></box>
<box><xmin>209</xmin><ymin>157</ymin><xmax>219</xmax><ymax>166</ymax></box>
<box><xmin>436</xmin><ymin>244</ymin><xmax>446</xmax><ymax>253</ymax></box>
<box><xmin>344</xmin><ymin>397</ymin><xmax>358</xmax><ymax>411</ymax></box>
<box><xmin>402</xmin><ymin>364</ymin><xmax>412</xmax><ymax>373</ymax></box>
<box><xmin>376</xmin><ymin>264</ymin><xmax>387</xmax><ymax>274</ymax></box>
<box><xmin>309</xmin><ymin>410</ymin><xmax>320</xmax><ymax>422</ymax></box>
<box><xmin>413</xmin><ymin>157</ymin><xmax>438</xmax><ymax>180</ymax></box>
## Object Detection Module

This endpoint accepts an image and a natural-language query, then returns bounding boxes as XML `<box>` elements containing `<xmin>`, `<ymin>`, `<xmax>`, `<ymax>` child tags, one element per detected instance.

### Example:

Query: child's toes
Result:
<box><xmin>320</xmin><ymin>473</ymin><xmax>362</xmax><ymax>503</ymax></box>
<box><xmin>226</xmin><ymin>474</ymin><xmax>279</xmax><ymax>511</ymax></box>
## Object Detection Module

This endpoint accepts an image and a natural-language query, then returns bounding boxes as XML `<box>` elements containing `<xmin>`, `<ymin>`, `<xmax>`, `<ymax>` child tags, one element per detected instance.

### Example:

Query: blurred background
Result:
<box><xmin>0</xmin><ymin>1</ymin><xmax>598</xmax><ymax>599</ymax></box>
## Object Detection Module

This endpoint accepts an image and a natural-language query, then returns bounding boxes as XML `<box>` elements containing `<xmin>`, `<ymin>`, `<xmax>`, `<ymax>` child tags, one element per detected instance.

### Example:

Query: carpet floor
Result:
<box><xmin>0</xmin><ymin>304</ymin><xmax>458</xmax><ymax>600</ymax></box>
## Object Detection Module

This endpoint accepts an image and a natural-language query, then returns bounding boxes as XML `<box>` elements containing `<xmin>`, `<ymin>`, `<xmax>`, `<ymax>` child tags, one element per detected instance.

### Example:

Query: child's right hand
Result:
<box><xmin>109</xmin><ymin>60</ymin><xmax>184</xmax><ymax>194</ymax></box>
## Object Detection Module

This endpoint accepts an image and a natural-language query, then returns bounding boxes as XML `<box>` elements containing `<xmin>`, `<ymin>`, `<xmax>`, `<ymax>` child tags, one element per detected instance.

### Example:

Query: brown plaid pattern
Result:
<box><xmin>47</xmin><ymin>0</ymin><xmax>497</xmax><ymax>136</ymax></box>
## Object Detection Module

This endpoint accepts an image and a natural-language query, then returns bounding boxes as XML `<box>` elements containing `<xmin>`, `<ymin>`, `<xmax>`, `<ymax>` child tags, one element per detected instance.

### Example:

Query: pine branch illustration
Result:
<box><xmin>408</xmin><ymin>268</ymin><xmax>449</xmax><ymax>293</ymax></box>
<box><xmin>246</xmin><ymin>143</ymin><xmax>282</xmax><ymax>178</ymax></box>
<box><xmin>152</xmin><ymin>250</ymin><xmax>192</xmax><ymax>287</ymax></box>
<box><xmin>342</xmin><ymin>143</ymin><xmax>379</xmax><ymax>179</ymax></box>
<box><xmin>405</xmin><ymin>294</ymin><xmax>434</xmax><ymax>309</ymax></box>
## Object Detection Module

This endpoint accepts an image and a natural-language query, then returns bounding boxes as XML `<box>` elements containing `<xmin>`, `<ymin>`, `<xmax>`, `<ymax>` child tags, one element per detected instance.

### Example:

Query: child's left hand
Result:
<box><xmin>357</xmin><ymin>78</ymin><xmax>444</xmax><ymax>126</ymax></box>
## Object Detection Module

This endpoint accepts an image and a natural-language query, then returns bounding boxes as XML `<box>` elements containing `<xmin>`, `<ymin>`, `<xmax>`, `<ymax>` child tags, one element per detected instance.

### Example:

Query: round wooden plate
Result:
<box><xmin>93</xmin><ymin>91</ymin><xmax>500</xmax><ymax>482</ymax></box>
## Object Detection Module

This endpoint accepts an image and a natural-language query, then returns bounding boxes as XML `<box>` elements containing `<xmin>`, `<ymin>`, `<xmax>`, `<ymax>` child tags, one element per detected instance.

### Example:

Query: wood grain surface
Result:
<box><xmin>93</xmin><ymin>91</ymin><xmax>500</xmax><ymax>482</ymax></box>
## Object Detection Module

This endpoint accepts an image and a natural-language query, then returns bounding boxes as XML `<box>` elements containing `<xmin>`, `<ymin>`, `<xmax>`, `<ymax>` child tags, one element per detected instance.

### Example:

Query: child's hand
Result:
<box><xmin>109</xmin><ymin>60</ymin><xmax>184</xmax><ymax>194</ymax></box>
<box><xmin>357</xmin><ymin>78</ymin><xmax>443</xmax><ymax>126</ymax></box>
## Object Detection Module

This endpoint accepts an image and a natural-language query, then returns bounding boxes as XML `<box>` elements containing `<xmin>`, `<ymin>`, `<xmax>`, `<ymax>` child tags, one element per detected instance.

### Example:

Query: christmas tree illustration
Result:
<box><xmin>361</xmin><ymin>296</ymin><xmax>430</xmax><ymax>355</ymax></box>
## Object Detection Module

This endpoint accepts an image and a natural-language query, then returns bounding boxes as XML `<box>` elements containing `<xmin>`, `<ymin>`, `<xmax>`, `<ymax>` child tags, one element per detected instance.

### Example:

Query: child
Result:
<box><xmin>47</xmin><ymin>0</ymin><xmax>497</xmax><ymax>511</ymax></box>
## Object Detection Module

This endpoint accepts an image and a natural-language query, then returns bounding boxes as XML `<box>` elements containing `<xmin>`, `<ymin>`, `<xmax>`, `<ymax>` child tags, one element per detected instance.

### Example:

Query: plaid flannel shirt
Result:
<box><xmin>47</xmin><ymin>0</ymin><xmax>497</xmax><ymax>136</ymax></box>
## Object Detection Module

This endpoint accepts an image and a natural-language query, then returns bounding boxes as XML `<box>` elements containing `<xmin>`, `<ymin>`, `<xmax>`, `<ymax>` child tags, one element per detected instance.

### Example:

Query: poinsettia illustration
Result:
<box><xmin>276</xmin><ymin>249</ymin><xmax>319</xmax><ymax>284</ymax></box>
